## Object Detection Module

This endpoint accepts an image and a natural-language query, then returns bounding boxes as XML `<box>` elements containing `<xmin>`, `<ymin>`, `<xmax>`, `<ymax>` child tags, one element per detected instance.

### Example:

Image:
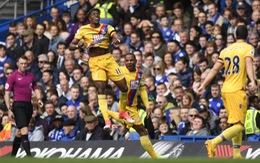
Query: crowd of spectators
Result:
<box><xmin>1</xmin><ymin>0</ymin><xmax>260</xmax><ymax>142</ymax></box>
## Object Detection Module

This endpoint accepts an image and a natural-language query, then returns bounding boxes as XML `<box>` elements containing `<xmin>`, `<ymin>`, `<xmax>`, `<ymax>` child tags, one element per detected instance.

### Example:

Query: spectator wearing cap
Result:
<box><xmin>196</xmin><ymin>104</ymin><xmax>218</xmax><ymax>135</ymax></box>
<box><xmin>60</xmin><ymin>119</ymin><xmax>77</xmax><ymax>141</ymax></box>
<box><xmin>28</xmin><ymin>118</ymin><xmax>44</xmax><ymax>141</ymax></box>
<box><xmin>19</xmin><ymin>29</ymin><xmax>44</xmax><ymax>58</ymax></box>
<box><xmin>75</xmin><ymin>115</ymin><xmax>111</xmax><ymax>141</ymax></box>
<box><xmin>236</xmin><ymin>1</ymin><xmax>251</xmax><ymax>24</ymax></box>
<box><xmin>48</xmin><ymin>114</ymin><xmax>65</xmax><ymax>141</ymax></box>
<box><xmin>167</xmin><ymin>40</ymin><xmax>187</xmax><ymax>62</ymax></box>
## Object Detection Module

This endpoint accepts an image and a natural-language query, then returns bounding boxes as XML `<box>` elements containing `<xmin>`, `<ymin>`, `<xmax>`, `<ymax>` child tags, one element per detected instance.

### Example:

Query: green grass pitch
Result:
<box><xmin>0</xmin><ymin>157</ymin><xmax>259</xmax><ymax>163</ymax></box>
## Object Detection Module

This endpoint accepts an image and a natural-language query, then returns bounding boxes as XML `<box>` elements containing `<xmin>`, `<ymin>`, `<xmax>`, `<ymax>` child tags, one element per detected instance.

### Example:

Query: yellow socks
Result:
<box><xmin>232</xmin><ymin>132</ymin><xmax>243</xmax><ymax>158</ymax></box>
<box><xmin>212</xmin><ymin>124</ymin><xmax>244</xmax><ymax>147</ymax></box>
<box><xmin>119</xmin><ymin>92</ymin><xmax>128</xmax><ymax>111</ymax></box>
<box><xmin>98</xmin><ymin>95</ymin><xmax>109</xmax><ymax>121</ymax></box>
<box><xmin>140</xmin><ymin>135</ymin><xmax>157</xmax><ymax>158</ymax></box>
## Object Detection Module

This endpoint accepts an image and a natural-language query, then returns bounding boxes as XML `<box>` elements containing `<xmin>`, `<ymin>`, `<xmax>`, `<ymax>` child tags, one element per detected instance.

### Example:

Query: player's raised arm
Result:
<box><xmin>197</xmin><ymin>62</ymin><xmax>223</xmax><ymax>96</ymax></box>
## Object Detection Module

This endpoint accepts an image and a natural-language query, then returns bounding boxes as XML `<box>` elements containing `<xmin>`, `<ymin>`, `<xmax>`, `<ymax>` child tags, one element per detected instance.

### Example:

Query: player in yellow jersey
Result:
<box><xmin>69</xmin><ymin>8</ymin><xmax>133</xmax><ymax>130</ymax></box>
<box><xmin>108</xmin><ymin>53</ymin><xmax>157</xmax><ymax>158</ymax></box>
<box><xmin>197</xmin><ymin>25</ymin><xmax>258</xmax><ymax>159</ymax></box>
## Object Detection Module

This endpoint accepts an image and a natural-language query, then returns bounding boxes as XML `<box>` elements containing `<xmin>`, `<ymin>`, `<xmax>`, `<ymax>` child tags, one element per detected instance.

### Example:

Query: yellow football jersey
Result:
<box><xmin>120</xmin><ymin>66</ymin><xmax>145</xmax><ymax>107</ymax></box>
<box><xmin>218</xmin><ymin>42</ymin><xmax>254</xmax><ymax>93</ymax></box>
<box><xmin>74</xmin><ymin>23</ymin><xmax>115</xmax><ymax>49</ymax></box>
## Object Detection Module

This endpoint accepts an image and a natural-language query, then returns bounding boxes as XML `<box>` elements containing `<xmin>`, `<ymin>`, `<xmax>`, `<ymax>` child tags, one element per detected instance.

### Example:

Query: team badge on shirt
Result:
<box><xmin>130</xmin><ymin>80</ymin><xmax>139</xmax><ymax>90</ymax></box>
<box><xmin>250</xmin><ymin>50</ymin><xmax>254</xmax><ymax>56</ymax></box>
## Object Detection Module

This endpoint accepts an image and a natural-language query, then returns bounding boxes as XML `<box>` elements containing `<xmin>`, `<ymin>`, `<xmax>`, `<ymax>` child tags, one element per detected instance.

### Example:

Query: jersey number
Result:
<box><xmin>224</xmin><ymin>55</ymin><xmax>240</xmax><ymax>75</ymax></box>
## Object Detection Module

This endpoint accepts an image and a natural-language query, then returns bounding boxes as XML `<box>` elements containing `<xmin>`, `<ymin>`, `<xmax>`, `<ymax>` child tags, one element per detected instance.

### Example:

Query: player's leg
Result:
<box><xmin>133</xmin><ymin>125</ymin><xmax>157</xmax><ymax>158</ymax></box>
<box><xmin>105</xmin><ymin>54</ymin><xmax>132</xmax><ymax>122</ymax></box>
<box><xmin>89</xmin><ymin>56</ymin><xmax>111</xmax><ymax>129</ymax></box>
<box><xmin>232</xmin><ymin>131</ymin><xmax>243</xmax><ymax>159</ymax></box>
<box><xmin>206</xmin><ymin>91</ymin><xmax>246</xmax><ymax>158</ymax></box>
<box><xmin>107</xmin><ymin>110</ymin><xmax>133</xmax><ymax>128</ymax></box>
<box><xmin>94</xmin><ymin>81</ymin><xmax>111</xmax><ymax>129</ymax></box>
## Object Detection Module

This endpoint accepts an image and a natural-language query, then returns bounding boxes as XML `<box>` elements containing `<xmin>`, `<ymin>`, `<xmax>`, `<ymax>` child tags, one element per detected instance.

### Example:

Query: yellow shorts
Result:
<box><xmin>125</xmin><ymin>106</ymin><xmax>143</xmax><ymax>126</ymax></box>
<box><xmin>222</xmin><ymin>91</ymin><xmax>247</xmax><ymax>124</ymax></box>
<box><xmin>88</xmin><ymin>53</ymin><xmax>124</xmax><ymax>82</ymax></box>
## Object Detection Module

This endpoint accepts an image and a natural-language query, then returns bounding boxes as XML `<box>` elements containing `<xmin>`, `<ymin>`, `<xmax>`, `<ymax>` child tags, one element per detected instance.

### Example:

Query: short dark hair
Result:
<box><xmin>6</xmin><ymin>32</ymin><xmax>16</xmax><ymax>39</ymax></box>
<box><xmin>45</xmin><ymin>100</ymin><xmax>54</xmax><ymax>107</ymax></box>
<box><xmin>87</xmin><ymin>8</ymin><xmax>100</xmax><ymax>18</ymax></box>
<box><xmin>73</xmin><ymin>65</ymin><xmax>84</xmax><ymax>74</ymax></box>
<box><xmin>36</xmin><ymin>23</ymin><xmax>46</xmax><ymax>30</ymax></box>
<box><xmin>236</xmin><ymin>25</ymin><xmax>248</xmax><ymax>40</ymax></box>
<box><xmin>43</xmin><ymin>69</ymin><xmax>54</xmax><ymax>76</ymax></box>
<box><xmin>125</xmin><ymin>53</ymin><xmax>136</xmax><ymax>59</ymax></box>
<box><xmin>57</xmin><ymin>42</ymin><xmax>66</xmax><ymax>49</ymax></box>
<box><xmin>18</xmin><ymin>55</ymin><xmax>28</xmax><ymax>61</ymax></box>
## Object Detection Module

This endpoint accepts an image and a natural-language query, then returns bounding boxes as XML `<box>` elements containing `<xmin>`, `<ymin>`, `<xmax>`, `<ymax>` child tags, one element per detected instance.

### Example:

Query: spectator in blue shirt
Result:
<box><xmin>209</xmin><ymin>84</ymin><xmax>224</xmax><ymax>116</ymax></box>
<box><xmin>60</xmin><ymin>119</ymin><xmax>77</xmax><ymax>141</ymax></box>
<box><xmin>66</xmin><ymin>84</ymin><xmax>81</xmax><ymax>114</ymax></box>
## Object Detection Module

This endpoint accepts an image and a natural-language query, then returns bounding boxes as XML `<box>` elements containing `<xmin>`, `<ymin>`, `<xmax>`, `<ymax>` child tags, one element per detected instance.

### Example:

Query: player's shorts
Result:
<box><xmin>13</xmin><ymin>101</ymin><xmax>33</xmax><ymax>129</ymax></box>
<box><xmin>89</xmin><ymin>53</ymin><xmax>124</xmax><ymax>82</ymax></box>
<box><xmin>125</xmin><ymin>106</ymin><xmax>143</xmax><ymax>126</ymax></box>
<box><xmin>222</xmin><ymin>90</ymin><xmax>247</xmax><ymax>125</ymax></box>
